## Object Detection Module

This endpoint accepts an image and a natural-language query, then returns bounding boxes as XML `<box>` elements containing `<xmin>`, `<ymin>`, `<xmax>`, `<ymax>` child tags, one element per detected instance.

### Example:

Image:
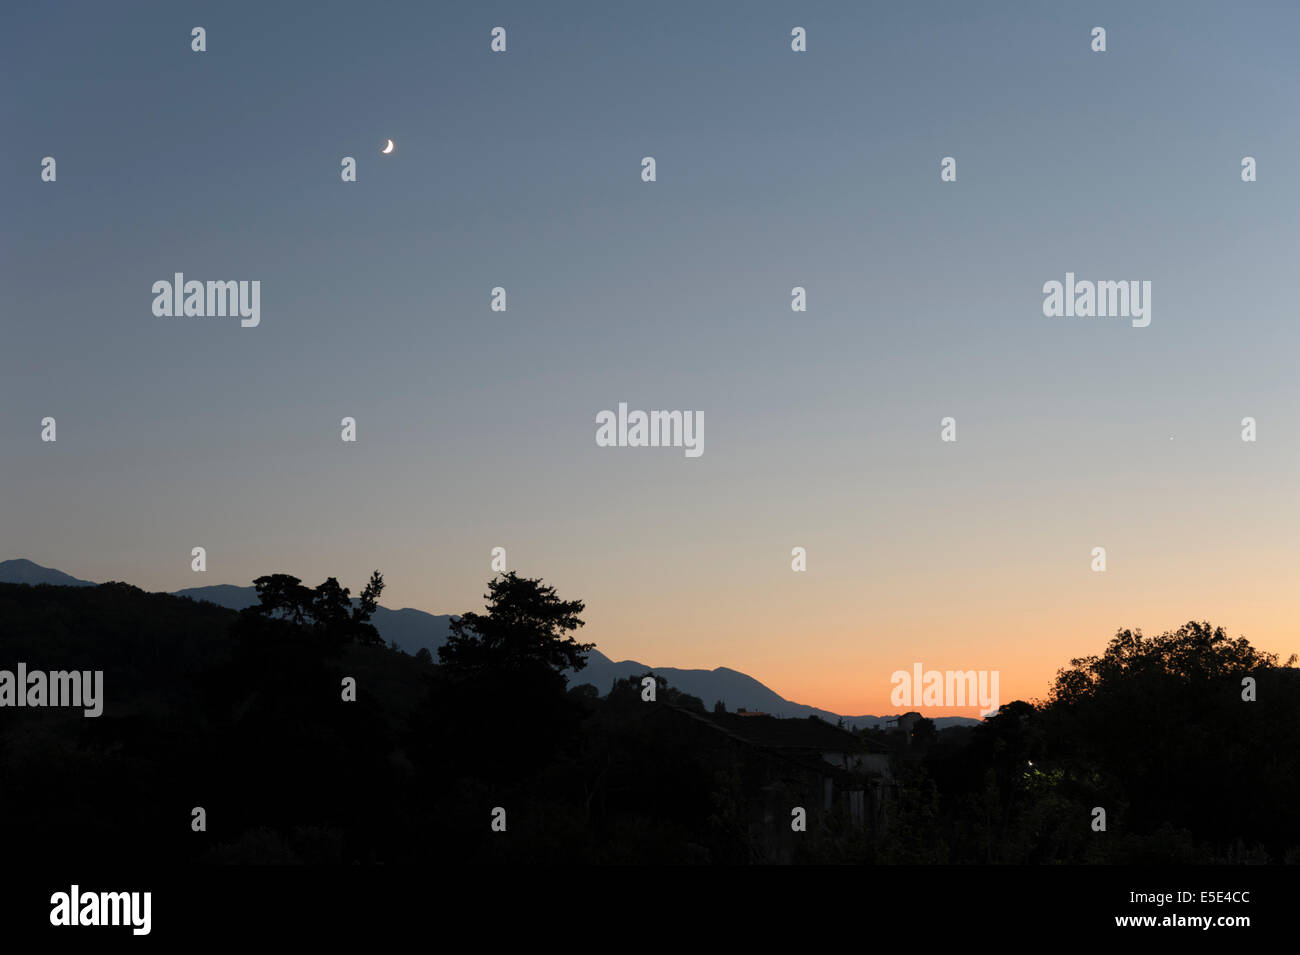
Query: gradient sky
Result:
<box><xmin>4</xmin><ymin>1</ymin><xmax>1298</xmax><ymax>716</ymax></box>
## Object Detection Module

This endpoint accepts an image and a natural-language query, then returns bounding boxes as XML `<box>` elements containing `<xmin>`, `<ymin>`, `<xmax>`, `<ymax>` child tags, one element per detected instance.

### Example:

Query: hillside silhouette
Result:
<box><xmin>1</xmin><ymin>574</ymin><xmax>1296</xmax><ymax>864</ymax></box>
<box><xmin>2</xmin><ymin>559</ymin><xmax>975</xmax><ymax>727</ymax></box>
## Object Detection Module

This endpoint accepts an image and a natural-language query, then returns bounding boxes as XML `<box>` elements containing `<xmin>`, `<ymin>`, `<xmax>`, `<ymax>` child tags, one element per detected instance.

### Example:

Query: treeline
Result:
<box><xmin>880</xmin><ymin>623</ymin><xmax>1300</xmax><ymax>863</ymax></box>
<box><xmin>0</xmin><ymin>575</ymin><xmax>759</xmax><ymax>863</ymax></box>
<box><xmin>1</xmin><ymin>578</ymin><xmax>1295</xmax><ymax>864</ymax></box>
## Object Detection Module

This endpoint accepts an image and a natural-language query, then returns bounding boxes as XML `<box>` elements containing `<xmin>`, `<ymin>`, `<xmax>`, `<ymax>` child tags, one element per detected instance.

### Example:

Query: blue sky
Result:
<box><xmin>3</xmin><ymin>1</ymin><xmax>1297</xmax><ymax>711</ymax></box>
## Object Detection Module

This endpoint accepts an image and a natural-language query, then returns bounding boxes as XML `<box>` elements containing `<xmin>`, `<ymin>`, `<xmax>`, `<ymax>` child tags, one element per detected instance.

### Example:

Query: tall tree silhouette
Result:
<box><xmin>438</xmin><ymin>571</ymin><xmax>593</xmax><ymax>675</ymax></box>
<box><xmin>1039</xmin><ymin>621</ymin><xmax>1300</xmax><ymax>860</ymax></box>
<box><xmin>1048</xmin><ymin>619</ymin><xmax>1293</xmax><ymax>705</ymax></box>
<box><xmin>242</xmin><ymin>571</ymin><xmax>385</xmax><ymax>648</ymax></box>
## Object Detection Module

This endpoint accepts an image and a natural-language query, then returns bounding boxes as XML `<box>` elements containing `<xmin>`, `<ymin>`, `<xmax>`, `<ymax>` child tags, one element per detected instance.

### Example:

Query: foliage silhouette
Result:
<box><xmin>437</xmin><ymin>571</ymin><xmax>593</xmax><ymax>676</ymax></box>
<box><xmin>242</xmin><ymin>571</ymin><xmax>385</xmax><ymax>649</ymax></box>
<box><xmin>2</xmin><ymin>582</ymin><xmax>1296</xmax><ymax>865</ymax></box>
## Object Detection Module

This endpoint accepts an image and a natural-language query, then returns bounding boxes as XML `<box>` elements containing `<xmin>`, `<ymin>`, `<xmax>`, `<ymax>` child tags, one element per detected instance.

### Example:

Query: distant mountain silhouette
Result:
<box><xmin>569</xmin><ymin>654</ymin><xmax>979</xmax><ymax>730</ymax></box>
<box><xmin>0</xmin><ymin>558</ymin><xmax>95</xmax><ymax>587</ymax></box>
<box><xmin>170</xmin><ymin>584</ymin><xmax>257</xmax><ymax>611</ymax></box>
<box><xmin>5</xmin><ymin>560</ymin><xmax>980</xmax><ymax>729</ymax></box>
<box><xmin>173</xmin><ymin>583</ymin><xmax>457</xmax><ymax>656</ymax></box>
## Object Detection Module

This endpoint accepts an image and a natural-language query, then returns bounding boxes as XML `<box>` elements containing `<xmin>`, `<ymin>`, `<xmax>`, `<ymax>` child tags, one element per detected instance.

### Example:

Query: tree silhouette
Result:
<box><xmin>1037</xmin><ymin>621</ymin><xmax>1300</xmax><ymax>860</ymax></box>
<box><xmin>1048</xmin><ymin>619</ymin><xmax>1293</xmax><ymax>705</ymax></box>
<box><xmin>438</xmin><ymin>571</ymin><xmax>593</xmax><ymax>676</ymax></box>
<box><xmin>605</xmin><ymin>673</ymin><xmax>706</xmax><ymax>713</ymax></box>
<box><xmin>243</xmin><ymin>571</ymin><xmax>385</xmax><ymax>647</ymax></box>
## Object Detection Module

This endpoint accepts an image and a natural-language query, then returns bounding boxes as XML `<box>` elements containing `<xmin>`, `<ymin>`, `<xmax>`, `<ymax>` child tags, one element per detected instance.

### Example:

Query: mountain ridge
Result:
<box><xmin>0</xmin><ymin>559</ymin><xmax>981</xmax><ymax>729</ymax></box>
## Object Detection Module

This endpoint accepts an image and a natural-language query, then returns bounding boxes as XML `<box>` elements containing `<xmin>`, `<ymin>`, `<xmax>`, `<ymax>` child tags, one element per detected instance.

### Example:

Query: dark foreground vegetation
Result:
<box><xmin>1</xmin><ymin>574</ymin><xmax>1296</xmax><ymax>864</ymax></box>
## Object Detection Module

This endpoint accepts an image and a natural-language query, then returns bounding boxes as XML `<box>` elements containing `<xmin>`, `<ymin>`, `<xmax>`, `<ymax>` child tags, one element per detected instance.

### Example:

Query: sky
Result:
<box><xmin>3</xmin><ymin>1</ymin><xmax>1298</xmax><ymax>716</ymax></box>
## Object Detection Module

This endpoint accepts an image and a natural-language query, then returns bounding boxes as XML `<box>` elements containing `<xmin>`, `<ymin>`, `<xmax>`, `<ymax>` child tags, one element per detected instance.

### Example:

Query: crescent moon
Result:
<box><xmin>381</xmin><ymin>139</ymin><xmax>394</xmax><ymax>154</ymax></box>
